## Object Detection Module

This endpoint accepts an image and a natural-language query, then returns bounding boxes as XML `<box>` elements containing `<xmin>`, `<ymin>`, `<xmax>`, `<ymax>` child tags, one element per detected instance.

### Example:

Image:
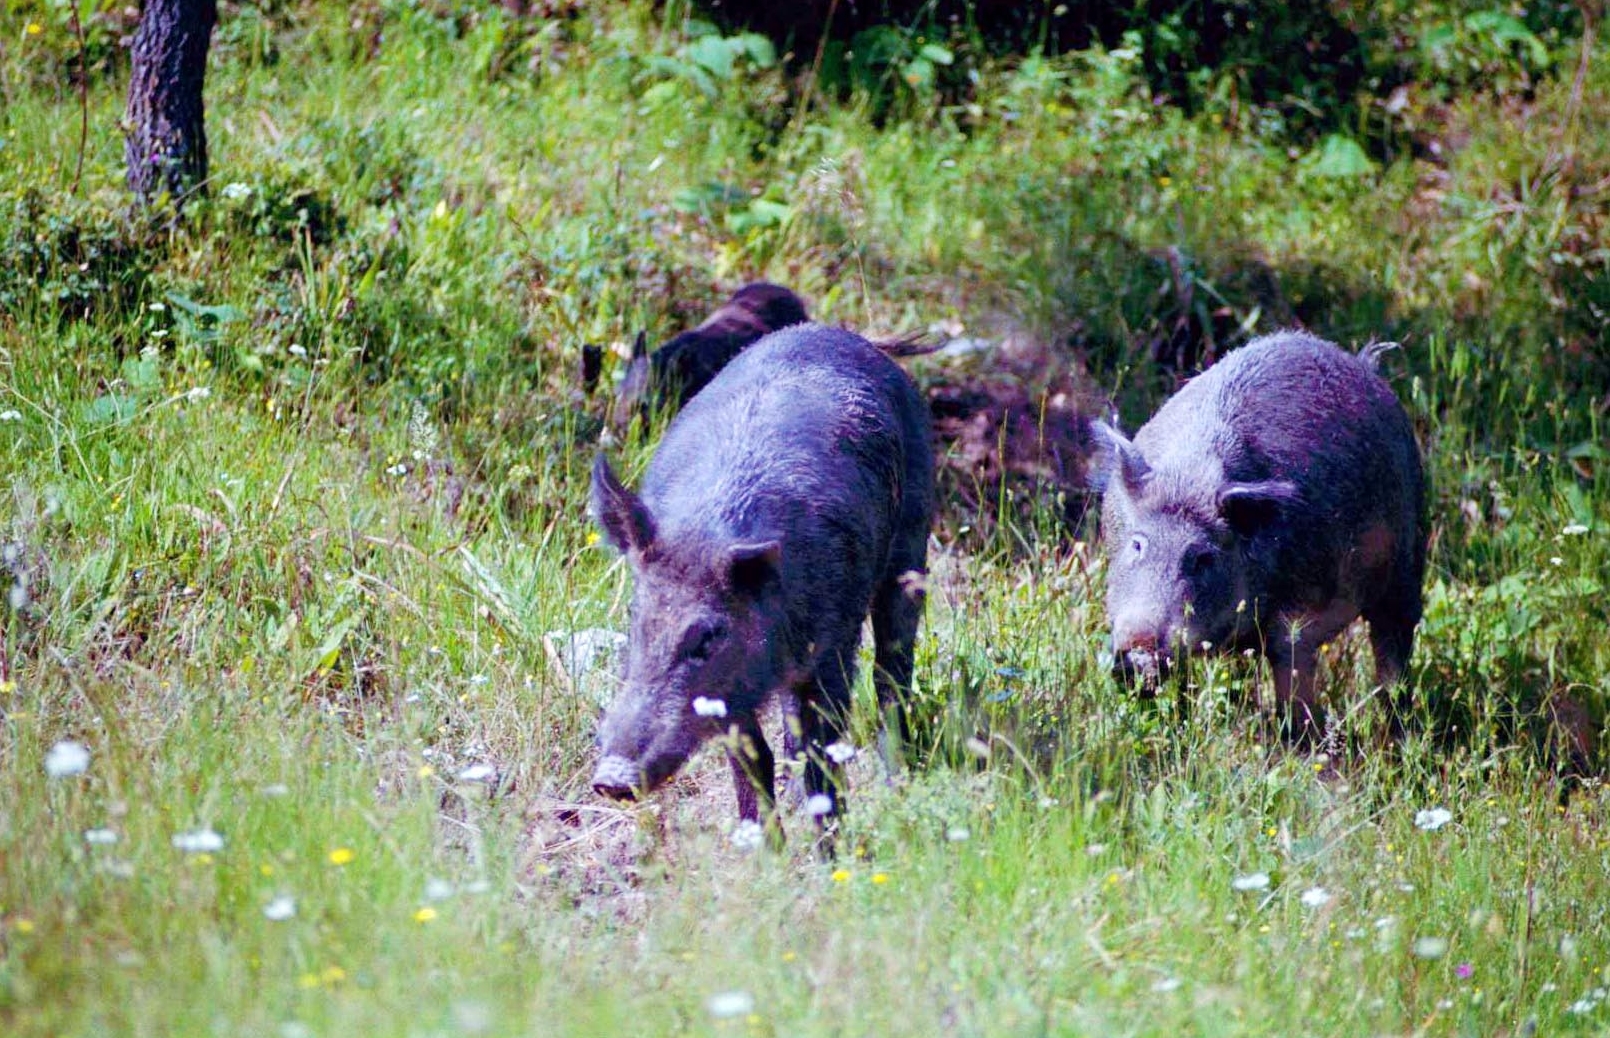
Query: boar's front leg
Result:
<box><xmin>1270</xmin><ymin>650</ymin><xmax>1324</xmax><ymax>747</ymax></box>
<box><xmin>1269</xmin><ymin>604</ymin><xmax>1357</xmax><ymax>747</ymax></box>
<box><xmin>797</xmin><ymin>645</ymin><xmax>858</xmax><ymax>827</ymax></box>
<box><xmin>726</xmin><ymin>713</ymin><xmax>776</xmax><ymax>825</ymax></box>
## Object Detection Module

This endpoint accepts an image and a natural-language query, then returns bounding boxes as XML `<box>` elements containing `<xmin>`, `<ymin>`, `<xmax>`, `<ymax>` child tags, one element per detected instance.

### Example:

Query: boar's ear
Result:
<box><xmin>1088</xmin><ymin>421</ymin><xmax>1149</xmax><ymax>498</ymax></box>
<box><xmin>1217</xmin><ymin>480</ymin><xmax>1300</xmax><ymax>537</ymax></box>
<box><xmin>590</xmin><ymin>453</ymin><xmax>656</xmax><ymax>556</ymax></box>
<box><xmin>725</xmin><ymin>540</ymin><xmax>782</xmax><ymax>596</ymax></box>
<box><xmin>631</xmin><ymin>330</ymin><xmax>648</xmax><ymax>360</ymax></box>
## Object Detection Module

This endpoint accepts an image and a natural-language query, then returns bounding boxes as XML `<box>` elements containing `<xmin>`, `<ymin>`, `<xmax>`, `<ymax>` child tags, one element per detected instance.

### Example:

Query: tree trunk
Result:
<box><xmin>123</xmin><ymin>0</ymin><xmax>217</xmax><ymax>207</ymax></box>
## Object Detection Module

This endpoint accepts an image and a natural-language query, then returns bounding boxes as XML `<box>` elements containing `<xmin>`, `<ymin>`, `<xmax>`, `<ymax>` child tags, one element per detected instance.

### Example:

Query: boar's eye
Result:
<box><xmin>1128</xmin><ymin>533</ymin><xmax>1148</xmax><ymax>558</ymax></box>
<box><xmin>682</xmin><ymin>622</ymin><xmax>728</xmax><ymax>662</ymax></box>
<box><xmin>1183</xmin><ymin>545</ymin><xmax>1219</xmax><ymax>578</ymax></box>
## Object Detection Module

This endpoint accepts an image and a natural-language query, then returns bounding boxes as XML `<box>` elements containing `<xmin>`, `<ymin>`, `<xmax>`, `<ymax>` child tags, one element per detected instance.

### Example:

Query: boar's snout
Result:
<box><xmin>591</xmin><ymin>755</ymin><xmax>644</xmax><ymax>803</ymax></box>
<box><xmin>1111</xmin><ymin>622</ymin><xmax>1173</xmax><ymax>694</ymax></box>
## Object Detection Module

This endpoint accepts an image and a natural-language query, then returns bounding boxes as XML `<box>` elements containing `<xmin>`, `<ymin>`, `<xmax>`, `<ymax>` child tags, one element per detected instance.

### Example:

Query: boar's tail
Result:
<box><xmin>873</xmin><ymin>332</ymin><xmax>943</xmax><ymax>359</ymax></box>
<box><xmin>1358</xmin><ymin>340</ymin><xmax>1401</xmax><ymax>372</ymax></box>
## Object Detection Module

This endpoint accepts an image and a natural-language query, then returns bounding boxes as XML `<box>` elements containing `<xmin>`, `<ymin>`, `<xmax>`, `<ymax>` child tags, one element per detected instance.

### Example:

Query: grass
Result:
<box><xmin>3</xmin><ymin>2</ymin><xmax>1609</xmax><ymax>1035</ymax></box>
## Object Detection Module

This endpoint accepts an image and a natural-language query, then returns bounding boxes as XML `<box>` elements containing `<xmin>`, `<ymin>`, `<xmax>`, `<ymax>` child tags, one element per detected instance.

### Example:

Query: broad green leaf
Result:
<box><xmin>1304</xmin><ymin>134</ymin><xmax>1375</xmax><ymax>178</ymax></box>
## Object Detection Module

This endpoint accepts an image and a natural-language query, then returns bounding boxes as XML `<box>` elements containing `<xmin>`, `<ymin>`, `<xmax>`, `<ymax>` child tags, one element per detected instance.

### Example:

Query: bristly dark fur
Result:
<box><xmin>613</xmin><ymin>282</ymin><xmax>810</xmax><ymax>425</ymax></box>
<box><xmin>1093</xmin><ymin>330</ymin><xmax>1427</xmax><ymax>742</ymax></box>
<box><xmin>591</xmin><ymin>323</ymin><xmax>934</xmax><ymax>836</ymax></box>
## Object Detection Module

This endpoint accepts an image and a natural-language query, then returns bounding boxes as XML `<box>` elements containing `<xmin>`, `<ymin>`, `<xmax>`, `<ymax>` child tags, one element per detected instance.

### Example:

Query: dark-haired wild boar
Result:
<box><xmin>1093</xmin><ymin>331</ymin><xmax>1426</xmax><ymax>739</ymax></box>
<box><xmin>613</xmin><ymin>282</ymin><xmax>809</xmax><ymax>426</ymax></box>
<box><xmin>590</xmin><ymin>324</ymin><xmax>933</xmax><ymax>831</ymax></box>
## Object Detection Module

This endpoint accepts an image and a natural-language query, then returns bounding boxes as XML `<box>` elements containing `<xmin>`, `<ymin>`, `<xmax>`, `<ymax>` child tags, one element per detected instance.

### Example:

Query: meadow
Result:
<box><xmin>2</xmin><ymin>2</ymin><xmax>1608</xmax><ymax>1035</ymax></box>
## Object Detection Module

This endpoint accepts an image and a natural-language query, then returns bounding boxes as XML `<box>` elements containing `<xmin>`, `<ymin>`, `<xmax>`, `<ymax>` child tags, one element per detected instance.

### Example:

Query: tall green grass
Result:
<box><xmin>2</xmin><ymin>3</ymin><xmax>1607</xmax><ymax>1035</ymax></box>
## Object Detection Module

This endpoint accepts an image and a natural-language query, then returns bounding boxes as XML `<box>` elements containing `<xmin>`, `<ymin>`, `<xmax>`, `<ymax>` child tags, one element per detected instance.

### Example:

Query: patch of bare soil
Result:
<box><xmin>920</xmin><ymin>334</ymin><xmax>1104</xmax><ymax>549</ymax></box>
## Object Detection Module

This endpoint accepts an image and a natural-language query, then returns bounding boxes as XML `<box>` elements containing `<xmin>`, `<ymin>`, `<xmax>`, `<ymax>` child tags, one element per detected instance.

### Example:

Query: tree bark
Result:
<box><xmin>123</xmin><ymin>0</ymin><xmax>217</xmax><ymax>207</ymax></box>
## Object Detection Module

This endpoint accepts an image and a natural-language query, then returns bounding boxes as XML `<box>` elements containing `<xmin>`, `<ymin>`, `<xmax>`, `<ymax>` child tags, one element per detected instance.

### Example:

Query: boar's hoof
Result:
<box><xmin>592</xmin><ymin>755</ymin><xmax>643</xmax><ymax>802</ymax></box>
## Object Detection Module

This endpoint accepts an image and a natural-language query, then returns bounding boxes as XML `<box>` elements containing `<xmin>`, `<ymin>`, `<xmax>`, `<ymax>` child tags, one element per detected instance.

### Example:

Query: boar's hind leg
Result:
<box><xmin>726</xmin><ymin>713</ymin><xmax>776</xmax><ymax>825</ymax></box>
<box><xmin>871</xmin><ymin>558</ymin><xmax>926</xmax><ymax>765</ymax></box>
<box><xmin>1364</xmin><ymin>593</ymin><xmax>1420</xmax><ymax>734</ymax></box>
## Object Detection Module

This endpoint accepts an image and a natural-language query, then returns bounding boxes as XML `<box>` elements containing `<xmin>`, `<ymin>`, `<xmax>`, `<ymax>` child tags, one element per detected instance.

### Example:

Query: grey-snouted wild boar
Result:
<box><xmin>614</xmin><ymin>282</ymin><xmax>810</xmax><ymax>426</ymax></box>
<box><xmin>590</xmin><ymin>324</ymin><xmax>933</xmax><ymax>831</ymax></box>
<box><xmin>1093</xmin><ymin>331</ymin><xmax>1426</xmax><ymax>739</ymax></box>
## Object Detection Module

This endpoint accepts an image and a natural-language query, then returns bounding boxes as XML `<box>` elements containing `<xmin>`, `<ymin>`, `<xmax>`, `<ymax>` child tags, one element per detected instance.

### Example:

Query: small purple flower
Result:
<box><xmin>1455</xmin><ymin>962</ymin><xmax>1474</xmax><ymax>980</ymax></box>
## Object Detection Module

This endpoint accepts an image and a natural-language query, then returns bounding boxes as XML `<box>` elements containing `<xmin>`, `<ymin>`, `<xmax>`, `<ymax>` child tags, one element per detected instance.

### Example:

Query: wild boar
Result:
<box><xmin>1093</xmin><ymin>331</ymin><xmax>1426</xmax><ymax>740</ymax></box>
<box><xmin>614</xmin><ymin>282</ymin><xmax>810</xmax><ymax>426</ymax></box>
<box><xmin>590</xmin><ymin>323</ymin><xmax>933</xmax><ymax>831</ymax></box>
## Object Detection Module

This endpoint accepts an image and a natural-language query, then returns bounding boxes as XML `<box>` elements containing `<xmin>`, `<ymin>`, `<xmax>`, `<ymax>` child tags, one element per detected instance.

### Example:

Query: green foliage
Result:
<box><xmin>206</xmin><ymin>175</ymin><xmax>345</xmax><ymax>247</ymax></box>
<box><xmin>0</xmin><ymin>188</ymin><xmax>154</xmax><ymax>321</ymax></box>
<box><xmin>1</xmin><ymin>0</ymin><xmax>137</xmax><ymax>86</ymax></box>
<box><xmin>2</xmin><ymin>3</ymin><xmax>1609</xmax><ymax>1035</ymax></box>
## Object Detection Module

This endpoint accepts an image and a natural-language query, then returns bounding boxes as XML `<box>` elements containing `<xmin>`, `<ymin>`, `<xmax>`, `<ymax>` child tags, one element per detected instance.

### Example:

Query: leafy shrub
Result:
<box><xmin>0</xmin><ymin>188</ymin><xmax>155</xmax><ymax>321</ymax></box>
<box><xmin>2</xmin><ymin>0</ymin><xmax>138</xmax><ymax>86</ymax></box>
<box><xmin>207</xmin><ymin>174</ymin><xmax>345</xmax><ymax>247</ymax></box>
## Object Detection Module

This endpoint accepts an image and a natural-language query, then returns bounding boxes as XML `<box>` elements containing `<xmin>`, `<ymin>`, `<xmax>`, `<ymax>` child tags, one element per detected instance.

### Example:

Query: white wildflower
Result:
<box><xmin>450</xmin><ymin>1001</ymin><xmax>493</xmax><ymax>1034</ymax></box>
<box><xmin>730</xmin><ymin>820</ymin><xmax>764</xmax><ymax>851</ymax></box>
<box><xmin>0</xmin><ymin>410</ymin><xmax>21</xmax><ymax>422</ymax></box>
<box><xmin>456</xmin><ymin>763</ymin><xmax>496</xmax><ymax>783</ymax></box>
<box><xmin>945</xmin><ymin>826</ymin><xmax>971</xmax><ymax>842</ymax></box>
<box><xmin>424</xmin><ymin>878</ymin><xmax>455</xmax><ymax>901</ymax></box>
<box><xmin>1411</xmin><ymin>936</ymin><xmax>1449</xmax><ymax>960</ymax></box>
<box><xmin>1299</xmin><ymin>886</ymin><xmax>1332</xmax><ymax>908</ymax></box>
<box><xmin>824</xmin><ymin>741</ymin><xmax>856</xmax><ymax>764</ymax></box>
<box><xmin>172</xmin><ymin>828</ymin><xmax>224</xmax><ymax>853</ymax></box>
<box><xmin>84</xmin><ymin>828</ymin><xmax>118</xmax><ymax>845</ymax></box>
<box><xmin>706</xmin><ymin>991</ymin><xmax>755</xmax><ymax>1019</ymax></box>
<box><xmin>805</xmin><ymin>794</ymin><xmax>835</xmax><ymax>817</ymax></box>
<box><xmin>1231</xmin><ymin>872</ymin><xmax>1271</xmax><ymax>892</ymax></box>
<box><xmin>1150</xmin><ymin>976</ymin><xmax>1182</xmax><ymax>993</ymax></box>
<box><xmin>263</xmin><ymin>896</ymin><xmax>296</xmax><ymax>921</ymax></box>
<box><xmin>185</xmin><ymin>386</ymin><xmax>211</xmax><ymax>402</ymax></box>
<box><xmin>1414</xmin><ymin>807</ymin><xmax>1453</xmax><ymax>831</ymax></box>
<box><xmin>1562</xmin><ymin>523</ymin><xmax>1589</xmax><ymax>536</ymax></box>
<box><xmin>220</xmin><ymin>182</ymin><xmax>253</xmax><ymax>200</ymax></box>
<box><xmin>691</xmin><ymin>696</ymin><xmax>727</xmax><ymax>718</ymax></box>
<box><xmin>44</xmin><ymin>740</ymin><xmax>90</xmax><ymax>778</ymax></box>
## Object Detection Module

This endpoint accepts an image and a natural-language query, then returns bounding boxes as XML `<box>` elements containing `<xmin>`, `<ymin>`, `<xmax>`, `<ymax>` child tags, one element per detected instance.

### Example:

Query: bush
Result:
<box><xmin>0</xmin><ymin>189</ymin><xmax>155</xmax><ymax>322</ymax></box>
